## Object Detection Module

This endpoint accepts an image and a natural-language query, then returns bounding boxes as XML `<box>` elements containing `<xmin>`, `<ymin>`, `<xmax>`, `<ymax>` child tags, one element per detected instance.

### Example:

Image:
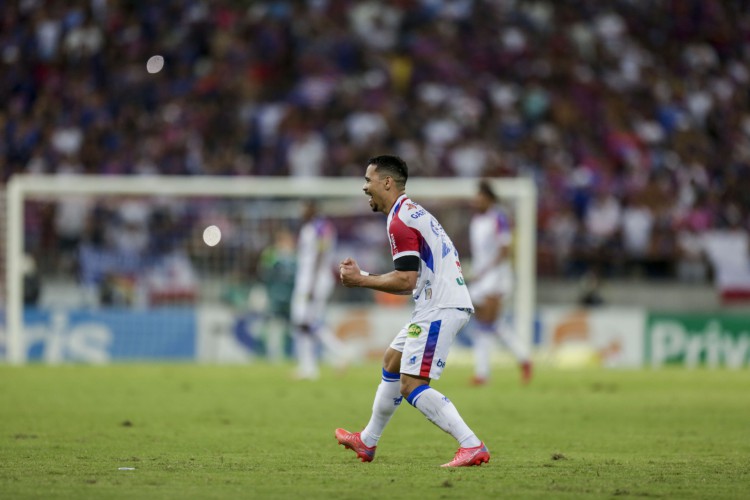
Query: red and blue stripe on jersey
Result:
<box><xmin>388</xmin><ymin>197</ymin><xmax>434</xmax><ymax>272</ymax></box>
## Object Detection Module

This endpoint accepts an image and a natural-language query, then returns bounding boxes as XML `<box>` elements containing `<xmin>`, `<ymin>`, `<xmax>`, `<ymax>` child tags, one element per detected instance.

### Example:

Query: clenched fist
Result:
<box><xmin>339</xmin><ymin>257</ymin><xmax>363</xmax><ymax>287</ymax></box>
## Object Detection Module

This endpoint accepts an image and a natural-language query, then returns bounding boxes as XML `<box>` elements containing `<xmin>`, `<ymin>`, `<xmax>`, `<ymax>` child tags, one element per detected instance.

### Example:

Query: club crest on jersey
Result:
<box><xmin>407</xmin><ymin>324</ymin><xmax>421</xmax><ymax>338</ymax></box>
<box><xmin>430</xmin><ymin>217</ymin><xmax>446</xmax><ymax>237</ymax></box>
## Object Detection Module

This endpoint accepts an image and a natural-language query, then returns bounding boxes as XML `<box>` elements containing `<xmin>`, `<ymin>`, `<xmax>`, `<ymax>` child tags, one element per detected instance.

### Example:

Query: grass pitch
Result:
<box><xmin>1</xmin><ymin>364</ymin><xmax>748</xmax><ymax>499</ymax></box>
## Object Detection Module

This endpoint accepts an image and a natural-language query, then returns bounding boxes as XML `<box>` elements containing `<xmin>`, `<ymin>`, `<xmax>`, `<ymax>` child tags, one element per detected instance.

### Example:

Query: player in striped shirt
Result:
<box><xmin>335</xmin><ymin>155</ymin><xmax>490</xmax><ymax>467</ymax></box>
<box><xmin>468</xmin><ymin>180</ymin><xmax>532</xmax><ymax>385</ymax></box>
<box><xmin>291</xmin><ymin>200</ymin><xmax>337</xmax><ymax>380</ymax></box>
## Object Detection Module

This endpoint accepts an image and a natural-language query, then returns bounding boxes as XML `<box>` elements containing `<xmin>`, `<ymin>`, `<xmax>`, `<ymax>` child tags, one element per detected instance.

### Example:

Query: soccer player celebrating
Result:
<box><xmin>468</xmin><ymin>180</ymin><xmax>532</xmax><ymax>385</ymax></box>
<box><xmin>336</xmin><ymin>155</ymin><xmax>489</xmax><ymax>467</ymax></box>
<box><xmin>291</xmin><ymin>200</ymin><xmax>337</xmax><ymax>380</ymax></box>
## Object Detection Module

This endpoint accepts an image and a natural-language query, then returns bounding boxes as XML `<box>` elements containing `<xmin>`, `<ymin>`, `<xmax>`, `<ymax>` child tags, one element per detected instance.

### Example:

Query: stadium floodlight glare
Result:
<box><xmin>4</xmin><ymin>174</ymin><xmax>536</xmax><ymax>364</ymax></box>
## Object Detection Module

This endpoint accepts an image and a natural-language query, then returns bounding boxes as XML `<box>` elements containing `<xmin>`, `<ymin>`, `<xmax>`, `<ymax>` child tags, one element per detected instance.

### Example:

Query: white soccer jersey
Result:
<box><xmin>470</xmin><ymin>205</ymin><xmax>512</xmax><ymax>273</ymax></box>
<box><xmin>469</xmin><ymin>205</ymin><xmax>513</xmax><ymax>298</ymax></box>
<box><xmin>387</xmin><ymin>194</ymin><xmax>473</xmax><ymax>313</ymax></box>
<box><xmin>292</xmin><ymin>217</ymin><xmax>336</xmax><ymax>324</ymax></box>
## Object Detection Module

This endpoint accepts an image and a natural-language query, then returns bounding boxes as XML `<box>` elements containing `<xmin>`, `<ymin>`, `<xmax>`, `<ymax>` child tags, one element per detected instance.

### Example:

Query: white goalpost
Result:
<box><xmin>4</xmin><ymin>174</ymin><xmax>536</xmax><ymax>364</ymax></box>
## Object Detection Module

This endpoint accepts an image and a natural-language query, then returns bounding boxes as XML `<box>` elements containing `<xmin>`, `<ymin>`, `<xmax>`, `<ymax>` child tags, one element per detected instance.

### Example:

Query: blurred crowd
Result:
<box><xmin>3</xmin><ymin>0</ymin><xmax>750</xmax><ymax>285</ymax></box>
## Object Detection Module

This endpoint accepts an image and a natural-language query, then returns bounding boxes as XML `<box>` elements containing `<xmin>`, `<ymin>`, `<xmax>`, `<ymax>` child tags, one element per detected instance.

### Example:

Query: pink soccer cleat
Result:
<box><xmin>335</xmin><ymin>428</ymin><xmax>376</xmax><ymax>463</ymax></box>
<box><xmin>441</xmin><ymin>442</ymin><xmax>490</xmax><ymax>467</ymax></box>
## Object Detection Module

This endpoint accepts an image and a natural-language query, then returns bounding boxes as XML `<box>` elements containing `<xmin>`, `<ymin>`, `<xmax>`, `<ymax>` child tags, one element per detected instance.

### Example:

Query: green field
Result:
<box><xmin>1</xmin><ymin>364</ymin><xmax>748</xmax><ymax>499</ymax></box>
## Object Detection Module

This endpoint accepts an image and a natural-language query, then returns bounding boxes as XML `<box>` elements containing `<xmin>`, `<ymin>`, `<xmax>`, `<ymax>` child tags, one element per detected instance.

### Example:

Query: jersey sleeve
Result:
<box><xmin>388</xmin><ymin>216</ymin><xmax>420</xmax><ymax>260</ymax></box>
<box><xmin>495</xmin><ymin>211</ymin><xmax>512</xmax><ymax>246</ymax></box>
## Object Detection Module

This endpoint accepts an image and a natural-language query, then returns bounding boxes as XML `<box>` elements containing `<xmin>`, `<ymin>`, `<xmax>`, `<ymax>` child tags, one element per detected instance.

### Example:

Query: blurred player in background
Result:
<box><xmin>468</xmin><ymin>180</ymin><xmax>532</xmax><ymax>385</ymax></box>
<box><xmin>291</xmin><ymin>200</ymin><xmax>338</xmax><ymax>379</ymax></box>
<box><xmin>337</xmin><ymin>155</ymin><xmax>489</xmax><ymax>467</ymax></box>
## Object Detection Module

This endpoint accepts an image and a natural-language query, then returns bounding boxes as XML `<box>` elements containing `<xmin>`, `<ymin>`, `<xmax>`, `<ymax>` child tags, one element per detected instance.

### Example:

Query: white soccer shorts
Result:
<box><xmin>469</xmin><ymin>266</ymin><xmax>513</xmax><ymax>304</ymax></box>
<box><xmin>390</xmin><ymin>307</ymin><xmax>472</xmax><ymax>380</ymax></box>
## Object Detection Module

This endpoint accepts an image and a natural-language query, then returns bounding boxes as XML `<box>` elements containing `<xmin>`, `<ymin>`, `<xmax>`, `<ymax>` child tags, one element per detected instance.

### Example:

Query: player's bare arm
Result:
<box><xmin>339</xmin><ymin>257</ymin><xmax>416</xmax><ymax>294</ymax></box>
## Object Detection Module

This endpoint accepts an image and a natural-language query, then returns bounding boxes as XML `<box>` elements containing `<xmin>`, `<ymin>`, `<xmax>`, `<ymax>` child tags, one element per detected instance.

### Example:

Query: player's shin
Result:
<box><xmin>473</xmin><ymin>321</ymin><xmax>495</xmax><ymax>380</ymax></box>
<box><xmin>406</xmin><ymin>385</ymin><xmax>481</xmax><ymax>448</ymax></box>
<box><xmin>294</xmin><ymin>329</ymin><xmax>319</xmax><ymax>379</ymax></box>
<box><xmin>360</xmin><ymin>368</ymin><xmax>402</xmax><ymax>447</ymax></box>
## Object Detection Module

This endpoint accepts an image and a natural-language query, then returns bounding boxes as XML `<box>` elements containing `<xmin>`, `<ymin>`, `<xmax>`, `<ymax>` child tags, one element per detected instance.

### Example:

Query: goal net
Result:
<box><xmin>3</xmin><ymin>175</ymin><xmax>536</xmax><ymax>364</ymax></box>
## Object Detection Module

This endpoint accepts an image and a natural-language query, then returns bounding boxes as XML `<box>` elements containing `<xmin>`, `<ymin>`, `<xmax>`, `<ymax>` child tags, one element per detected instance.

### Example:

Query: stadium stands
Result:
<box><xmin>2</xmin><ymin>0</ymin><xmax>749</xmax><ymax>286</ymax></box>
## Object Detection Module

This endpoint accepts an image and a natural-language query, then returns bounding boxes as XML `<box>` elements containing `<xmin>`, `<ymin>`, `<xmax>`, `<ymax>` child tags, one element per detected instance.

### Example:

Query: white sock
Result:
<box><xmin>295</xmin><ymin>331</ymin><xmax>318</xmax><ymax>378</ymax></box>
<box><xmin>360</xmin><ymin>369</ymin><xmax>402</xmax><ymax>447</ymax></box>
<box><xmin>407</xmin><ymin>386</ymin><xmax>481</xmax><ymax>448</ymax></box>
<box><xmin>473</xmin><ymin>322</ymin><xmax>495</xmax><ymax>379</ymax></box>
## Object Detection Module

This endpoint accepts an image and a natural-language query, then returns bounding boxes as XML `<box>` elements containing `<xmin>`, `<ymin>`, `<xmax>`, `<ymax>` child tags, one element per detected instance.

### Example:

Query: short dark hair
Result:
<box><xmin>368</xmin><ymin>155</ymin><xmax>408</xmax><ymax>188</ymax></box>
<box><xmin>478</xmin><ymin>179</ymin><xmax>497</xmax><ymax>202</ymax></box>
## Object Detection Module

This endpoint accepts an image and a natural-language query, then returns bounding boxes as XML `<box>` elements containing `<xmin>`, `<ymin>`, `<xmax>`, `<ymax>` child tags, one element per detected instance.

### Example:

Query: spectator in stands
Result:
<box><xmin>620</xmin><ymin>194</ymin><xmax>654</xmax><ymax>276</ymax></box>
<box><xmin>584</xmin><ymin>189</ymin><xmax>622</xmax><ymax>276</ymax></box>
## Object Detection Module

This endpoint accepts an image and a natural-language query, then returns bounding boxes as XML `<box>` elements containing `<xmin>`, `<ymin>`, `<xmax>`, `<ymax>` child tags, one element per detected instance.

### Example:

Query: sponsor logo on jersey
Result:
<box><xmin>389</xmin><ymin>233</ymin><xmax>398</xmax><ymax>254</ymax></box>
<box><xmin>406</xmin><ymin>202</ymin><xmax>418</xmax><ymax>210</ymax></box>
<box><xmin>410</xmin><ymin>208</ymin><xmax>426</xmax><ymax>219</ymax></box>
<box><xmin>407</xmin><ymin>324</ymin><xmax>421</xmax><ymax>338</ymax></box>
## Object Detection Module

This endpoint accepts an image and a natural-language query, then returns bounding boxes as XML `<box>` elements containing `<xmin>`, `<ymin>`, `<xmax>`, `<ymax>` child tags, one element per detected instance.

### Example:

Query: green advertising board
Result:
<box><xmin>646</xmin><ymin>313</ymin><xmax>750</xmax><ymax>368</ymax></box>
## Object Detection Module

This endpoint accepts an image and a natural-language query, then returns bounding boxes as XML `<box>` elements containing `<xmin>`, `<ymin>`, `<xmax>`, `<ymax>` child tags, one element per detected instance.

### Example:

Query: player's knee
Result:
<box><xmin>400</xmin><ymin>379</ymin><xmax>427</xmax><ymax>400</ymax></box>
<box><xmin>399</xmin><ymin>382</ymin><xmax>412</xmax><ymax>399</ymax></box>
